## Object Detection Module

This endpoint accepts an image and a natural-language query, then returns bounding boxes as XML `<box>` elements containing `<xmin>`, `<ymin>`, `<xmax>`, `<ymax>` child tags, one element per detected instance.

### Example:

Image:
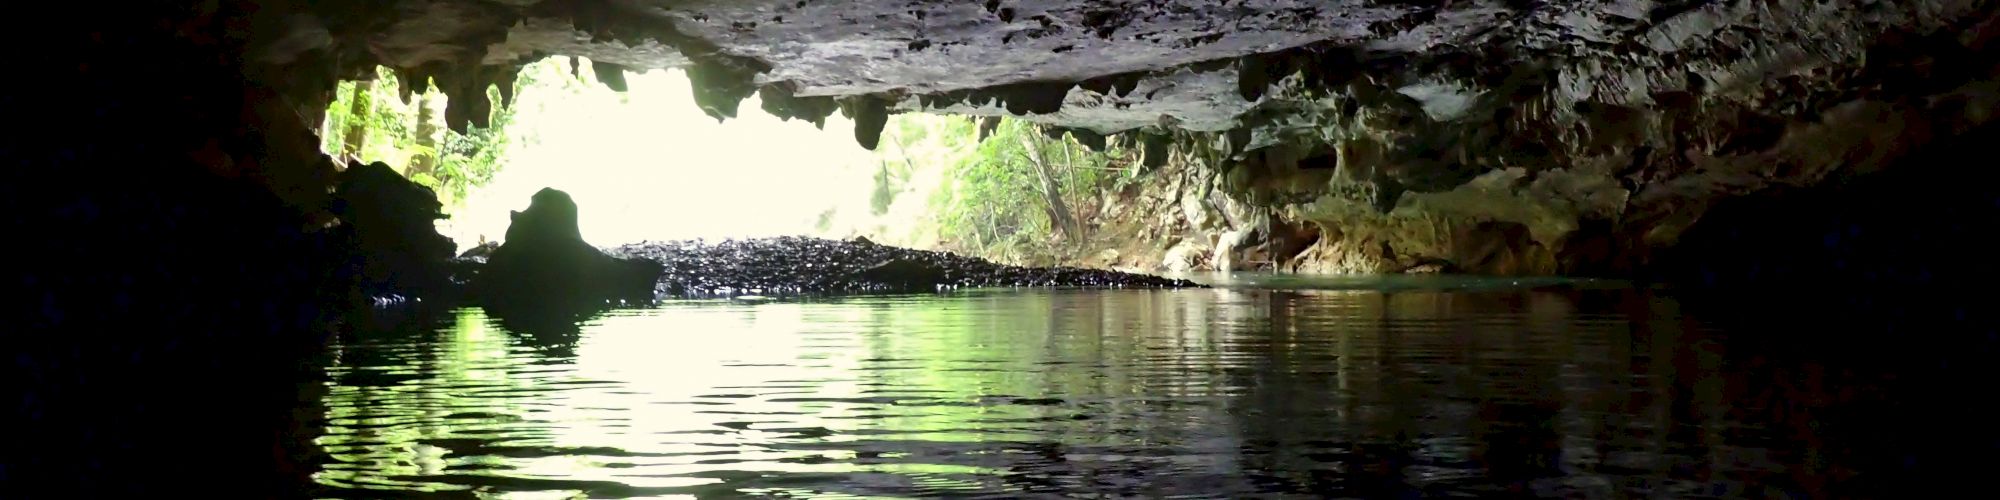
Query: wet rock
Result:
<box><xmin>447</xmin><ymin>240</ymin><xmax>502</xmax><ymax>288</ymax></box>
<box><xmin>1401</xmin><ymin>262</ymin><xmax>1451</xmax><ymax>274</ymax></box>
<box><xmin>456</xmin><ymin>241</ymin><xmax>502</xmax><ymax>264</ymax></box>
<box><xmin>853</xmin><ymin>258</ymin><xmax>948</xmax><ymax>289</ymax></box>
<box><xmin>1554</xmin><ymin>218</ymin><xmax>1622</xmax><ymax>277</ymax></box>
<box><xmin>1450</xmin><ymin>221</ymin><xmax>1551</xmax><ymax>276</ymax></box>
<box><xmin>479</xmin><ymin>188</ymin><xmax>664</xmax><ymax>309</ymax></box>
<box><xmin>609</xmin><ymin>236</ymin><xmax>1202</xmax><ymax>297</ymax></box>
<box><xmin>329</xmin><ymin>161</ymin><xmax>457</xmax><ymax>299</ymax></box>
<box><xmin>1161</xmin><ymin>239</ymin><xmax>1208</xmax><ymax>273</ymax></box>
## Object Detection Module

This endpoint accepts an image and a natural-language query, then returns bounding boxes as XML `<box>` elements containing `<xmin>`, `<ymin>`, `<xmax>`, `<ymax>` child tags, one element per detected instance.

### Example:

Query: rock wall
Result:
<box><xmin>16</xmin><ymin>3</ymin><xmax>359</xmax><ymax>494</ymax></box>
<box><xmin>1078</xmin><ymin>145</ymin><xmax>1585</xmax><ymax>276</ymax></box>
<box><xmin>219</xmin><ymin>0</ymin><xmax>2000</xmax><ymax>281</ymax></box>
<box><xmin>15</xmin><ymin>1</ymin><xmax>2000</xmax><ymax>492</ymax></box>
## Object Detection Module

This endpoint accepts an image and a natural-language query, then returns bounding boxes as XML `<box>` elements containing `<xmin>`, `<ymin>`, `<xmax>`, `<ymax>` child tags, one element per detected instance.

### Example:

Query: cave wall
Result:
<box><xmin>13</xmin><ymin>1</ymin><xmax>2000</xmax><ymax>492</ymax></box>
<box><xmin>220</xmin><ymin>0</ymin><xmax>2000</xmax><ymax>280</ymax></box>
<box><xmin>13</xmin><ymin>3</ymin><xmax>378</xmax><ymax>494</ymax></box>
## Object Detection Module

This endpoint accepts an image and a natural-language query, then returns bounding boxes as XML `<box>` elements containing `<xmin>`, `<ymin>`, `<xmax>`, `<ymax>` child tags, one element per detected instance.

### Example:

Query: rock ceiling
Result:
<box><xmin>255</xmin><ymin>0</ymin><xmax>2000</xmax><ymax>227</ymax></box>
<box><xmin>299</xmin><ymin>0</ymin><xmax>1983</xmax><ymax>131</ymax></box>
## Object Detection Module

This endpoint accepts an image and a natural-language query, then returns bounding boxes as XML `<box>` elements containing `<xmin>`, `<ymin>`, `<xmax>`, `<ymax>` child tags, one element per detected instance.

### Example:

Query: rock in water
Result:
<box><xmin>455</xmin><ymin>241</ymin><xmax>501</xmax><ymax>264</ymax></box>
<box><xmin>447</xmin><ymin>241</ymin><xmax>502</xmax><ymax>289</ymax></box>
<box><xmin>479</xmin><ymin>188</ymin><xmax>664</xmax><ymax>310</ymax></box>
<box><xmin>330</xmin><ymin>161</ymin><xmax>456</xmax><ymax>300</ymax></box>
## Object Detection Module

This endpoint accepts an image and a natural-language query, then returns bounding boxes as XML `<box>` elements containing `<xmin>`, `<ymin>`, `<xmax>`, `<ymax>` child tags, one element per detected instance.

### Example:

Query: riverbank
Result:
<box><xmin>607</xmin><ymin>236</ymin><xmax>1204</xmax><ymax>298</ymax></box>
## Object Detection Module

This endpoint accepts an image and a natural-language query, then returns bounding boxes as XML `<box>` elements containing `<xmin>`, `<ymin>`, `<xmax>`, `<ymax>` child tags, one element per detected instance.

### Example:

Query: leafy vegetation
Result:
<box><xmin>319</xmin><ymin>58</ymin><xmax>590</xmax><ymax>210</ymax></box>
<box><xmin>862</xmin><ymin>114</ymin><xmax>1138</xmax><ymax>265</ymax></box>
<box><xmin>318</xmin><ymin>57</ymin><xmax>1140</xmax><ymax>264</ymax></box>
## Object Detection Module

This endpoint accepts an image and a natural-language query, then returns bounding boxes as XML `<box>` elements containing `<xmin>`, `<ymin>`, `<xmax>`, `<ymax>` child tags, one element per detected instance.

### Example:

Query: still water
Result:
<box><xmin>305</xmin><ymin>277</ymin><xmax>1912</xmax><ymax>498</ymax></box>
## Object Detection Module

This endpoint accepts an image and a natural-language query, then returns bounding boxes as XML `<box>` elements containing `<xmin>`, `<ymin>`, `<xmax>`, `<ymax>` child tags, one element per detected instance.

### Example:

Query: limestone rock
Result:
<box><xmin>478</xmin><ymin>188</ymin><xmax>663</xmax><ymax>310</ymax></box>
<box><xmin>1211</xmin><ymin>227</ymin><xmax>1255</xmax><ymax>272</ymax></box>
<box><xmin>329</xmin><ymin>161</ymin><xmax>456</xmax><ymax>298</ymax></box>
<box><xmin>221</xmin><ymin>0</ymin><xmax>2000</xmax><ymax>281</ymax></box>
<box><xmin>1163</xmin><ymin>239</ymin><xmax>1208</xmax><ymax>273</ymax></box>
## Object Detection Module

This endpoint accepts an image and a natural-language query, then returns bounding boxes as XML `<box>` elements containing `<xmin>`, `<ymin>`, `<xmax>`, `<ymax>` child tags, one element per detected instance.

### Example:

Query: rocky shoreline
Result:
<box><xmin>430</xmin><ymin>187</ymin><xmax>1203</xmax><ymax>308</ymax></box>
<box><xmin>608</xmin><ymin>236</ymin><xmax>1205</xmax><ymax>298</ymax></box>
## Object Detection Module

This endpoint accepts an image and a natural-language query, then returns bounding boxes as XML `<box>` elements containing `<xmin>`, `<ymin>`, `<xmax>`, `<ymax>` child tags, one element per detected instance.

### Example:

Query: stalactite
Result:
<box><xmin>592</xmin><ymin>61</ymin><xmax>628</xmax><ymax>92</ymax></box>
<box><xmin>852</xmin><ymin>97</ymin><xmax>890</xmax><ymax>150</ymax></box>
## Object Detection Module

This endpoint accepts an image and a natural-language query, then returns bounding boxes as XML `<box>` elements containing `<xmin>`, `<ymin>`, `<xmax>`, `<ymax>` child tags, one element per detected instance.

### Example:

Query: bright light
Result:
<box><xmin>439</xmin><ymin>66</ymin><xmax>883</xmax><ymax>252</ymax></box>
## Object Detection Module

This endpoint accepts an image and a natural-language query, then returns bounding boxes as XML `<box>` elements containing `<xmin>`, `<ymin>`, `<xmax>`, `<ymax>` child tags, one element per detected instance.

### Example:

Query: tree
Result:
<box><xmin>340</xmin><ymin>80</ymin><xmax>374</xmax><ymax>161</ymax></box>
<box><xmin>406</xmin><ymin>93</ymin><xmax>441</xmax><ymax>178</ymax></box>
<box><xmin>864</xmin><ymin>115</ymin><xmax>1127</xmax><ymax>264</ymax></box>
<box><xmin>1019</xmin><ymin>129</ymin><xmax>1083</xmax><ymax>242</ymax></box>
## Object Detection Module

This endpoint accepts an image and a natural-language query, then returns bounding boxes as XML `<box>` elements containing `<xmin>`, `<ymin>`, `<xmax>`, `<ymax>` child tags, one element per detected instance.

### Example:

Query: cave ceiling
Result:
<box><xmin>302</xmin><ymin>0</ymin><xmax>1983</xmax><ymax>127</ymax></box>
<box><xmin>258</xmin><ymin>0</ymin><xmax>2000</xmax><ymax>216</ymax></box>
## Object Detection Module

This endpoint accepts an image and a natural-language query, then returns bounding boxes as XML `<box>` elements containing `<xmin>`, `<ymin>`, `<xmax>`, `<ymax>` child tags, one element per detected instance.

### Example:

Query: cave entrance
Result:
<box><xmin>323</xmin><ymin>56</ymin><xmax>1148</xmax><ymax>269</ymax></box>
<box><xmin>321</xmin><ymin>56</ymin><xmax>883</xmax><ymax>252</ymax></box>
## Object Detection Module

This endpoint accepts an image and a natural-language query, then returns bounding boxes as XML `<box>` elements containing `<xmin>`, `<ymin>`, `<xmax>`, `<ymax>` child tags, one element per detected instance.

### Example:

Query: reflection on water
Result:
<box><xmin>307</xmin><ymin>282</ymin><xmax>1905</xmax><ymax>498</ymax></box>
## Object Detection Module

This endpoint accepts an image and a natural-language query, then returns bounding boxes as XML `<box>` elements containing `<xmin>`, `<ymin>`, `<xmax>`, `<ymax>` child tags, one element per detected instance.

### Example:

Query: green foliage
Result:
<box><xmin>815</xmin><ymin>208</ymin><xmax>838</xmax><ymax>233</ymax></box>
<box><xmin>430</xmin><ymin>86</ymin><xmax>514</xmax><ymax>201</ymax></box>
<box><xmin>870</xmin><ymin>115</ymin><xmax>1131</xmax><ymax>264</ymax></box>
<box><xmin>930</xmin><ymin>119</ymin><xmax>1041</xmax><ymax>249</ymax></box>
<box><xmin>319</xmin><ymin>58</ymin><xmax>583</xmax><ymax>210</ymax></box>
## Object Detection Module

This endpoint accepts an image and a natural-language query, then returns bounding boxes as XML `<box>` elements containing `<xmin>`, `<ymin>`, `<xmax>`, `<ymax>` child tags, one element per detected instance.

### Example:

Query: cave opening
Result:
<box><xmin>16</xmin><ymin>1</ymin><xmax>2000</xmax><ymax>497</ymax></box>
<box><xmin>319</xmin><ymin>56</ymin><xmax>885</xmax><ymax>249</ymax></box>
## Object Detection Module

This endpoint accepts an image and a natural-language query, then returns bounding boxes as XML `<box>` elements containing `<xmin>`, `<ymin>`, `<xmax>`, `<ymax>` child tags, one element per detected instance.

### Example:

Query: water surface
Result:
<box><xmin>307</xmin><ymin>278</ymin><xmax>1916</xmax><ymax>498</ymax></box>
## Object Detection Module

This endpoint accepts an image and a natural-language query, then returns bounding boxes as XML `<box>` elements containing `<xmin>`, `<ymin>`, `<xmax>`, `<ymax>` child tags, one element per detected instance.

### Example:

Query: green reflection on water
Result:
<box><xmin>314</xmin><ymin>308</ymin><xmax>527</xmax><ymax>492</ymax></box>
<box><xmin>306</xmin><ymin>286</ymin><xmax>1767</xmax><ymax>498</ymax></box>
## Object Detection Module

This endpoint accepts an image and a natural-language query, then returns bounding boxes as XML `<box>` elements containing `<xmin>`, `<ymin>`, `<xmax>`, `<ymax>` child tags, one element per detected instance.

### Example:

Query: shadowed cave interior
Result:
<box><xmin>11</xmin><ymin>1</ymin><xmax>2000</xmax><ymax>496</ymax></box>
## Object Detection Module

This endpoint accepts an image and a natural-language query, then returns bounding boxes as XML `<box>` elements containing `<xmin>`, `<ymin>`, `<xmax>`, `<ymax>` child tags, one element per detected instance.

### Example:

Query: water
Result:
<box><xmin>303</xmin><ymin>276</ymin><xmax>1955</xmax><ymax>498</ymax></box>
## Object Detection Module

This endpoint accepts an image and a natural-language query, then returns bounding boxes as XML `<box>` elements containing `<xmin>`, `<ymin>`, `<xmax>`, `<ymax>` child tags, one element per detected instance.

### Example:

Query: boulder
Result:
<box><xmin>478</xmin><ymin>188</ymin><xmax>664</xmax><ymax>310</ymax></box>
<box><xmin>1162</xmin><ymin>239</ymin><xmax>1207</xmax><ymax>273</ymax></box>
<box><xmin>328</xmin><ymin>161</ymin><xmax>456</xmax><ymax>299</ymax></box>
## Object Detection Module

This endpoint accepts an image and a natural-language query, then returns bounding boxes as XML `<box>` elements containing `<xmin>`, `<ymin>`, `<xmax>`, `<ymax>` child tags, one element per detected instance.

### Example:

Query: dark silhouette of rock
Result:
<box><xmin>457</xmin><ymin>241</ymin><xmax>502</xmax><ymax>264</ymax></box>
<box><xmin>490</xmin><ymin>307</ymin><xmax>600</xmax><ymax>361</ymax></box>
<box><xmin>478</xmin><ymin>188</ymin><xmax>664</xmax><ymax>310</ymax></box>
<box><xmin>1554</xmin><ymin>217</ymin><xmax>1621</xmax><ymax>277</ymax></box>
<box><xmin>447</xmin><ymin>241</ymin><xmax>502</xmax><ymax>290</ymax></box>
<box><xmin>329</xmin><ymin>161</ymin><xmax>457</xmax><ymax>299</ymax></box>
<box><xmin>1659</xmin><ymin>119</ymin><xmax>2000</xmax><ymax>333</ymax></box>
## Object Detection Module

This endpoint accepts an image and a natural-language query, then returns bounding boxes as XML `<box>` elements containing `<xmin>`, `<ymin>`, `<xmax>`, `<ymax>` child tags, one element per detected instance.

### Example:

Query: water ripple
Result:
<box><xmin>308</xmin><ymin>286</ymin><xmax>1848</xmax><ymax>498</ymax></box>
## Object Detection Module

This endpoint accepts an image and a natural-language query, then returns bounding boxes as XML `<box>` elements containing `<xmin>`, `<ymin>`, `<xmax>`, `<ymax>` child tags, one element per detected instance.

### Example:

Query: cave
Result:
<box><xmin>15</xmin><ymin>1</ymin><xmax>2000</xmax><ymax>496</ymax></box>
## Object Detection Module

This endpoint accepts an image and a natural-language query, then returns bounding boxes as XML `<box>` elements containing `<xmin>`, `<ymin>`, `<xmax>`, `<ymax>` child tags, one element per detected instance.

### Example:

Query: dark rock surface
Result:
<box><xmin>447</xmin><ymin>240</ymin><xmax>502</xmax><ymax>294</ymax></box>
<box><xmin>329</xmin><ymin>161</ymin><xmax>458</xmax><ymax>299</ymax></box>
<box><xmin>456</xmin><ymin>240</ymin><xmax>502</xmax><ymax>264</ymax></box>
<box><xmin>13</xmin><ymin>7</ymin><xmax>364</xmax><ymax>494</ymax></box>
<box><xmin>477</xmin><ymin>188</ymin><xmax>665</xmax><ymax>310</ymax></box>
<box><xmin>1658</xmin><ymin>119</ymin><xmax>2000</xmax><ymax>311</ymax></box>
<box><xmin>609</xmin><ymin>236</ymin><xmax>1204</xmax><ymax>297</ymax></box>
<box><xmin>16</xmin><ymin>2</ymin><xmax>2000</xmax><ymax>496</ymax></box>
<box><xmin>224</xmin><ymin>0</ymin><xmax>2000</xmax><ymax>286</ymax></box>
